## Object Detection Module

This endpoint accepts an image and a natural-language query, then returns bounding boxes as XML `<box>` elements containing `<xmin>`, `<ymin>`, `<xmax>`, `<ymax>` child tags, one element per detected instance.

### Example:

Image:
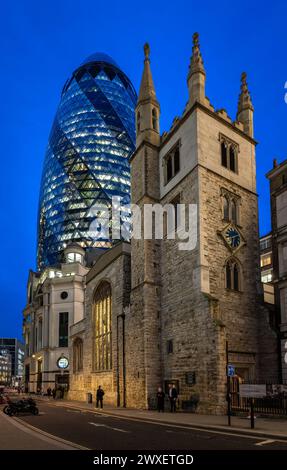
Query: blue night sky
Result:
<box><xmin>0</xmin><ymin>1</ymin><xmax>286</xmax><ymax>339</ymax></box>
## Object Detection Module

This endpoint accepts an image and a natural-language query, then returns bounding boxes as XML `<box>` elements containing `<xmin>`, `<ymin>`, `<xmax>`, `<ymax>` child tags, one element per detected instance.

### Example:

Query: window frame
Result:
<box><xmin>163</xmin><ymin>140</ymin><xmax>181</xmax><ymax>185</ymax></box>
<box><xmin>225</xmin><ymin>259</ymin><xmax>241</xmax><ymax>292</ymax></box>
<box><xmin>58</xmin><ymin>312</ymin><xmax>69</xmax><ymax>347</ymax></box>
<box><xmin>221</xmin><ymin>189</ymin><xmax>241</xmax><ymax>225</ymax></box>
<box><xmin>219</xmin><ymin>134</ymin><xmax>239</xmax><ymax>174</ymax></box>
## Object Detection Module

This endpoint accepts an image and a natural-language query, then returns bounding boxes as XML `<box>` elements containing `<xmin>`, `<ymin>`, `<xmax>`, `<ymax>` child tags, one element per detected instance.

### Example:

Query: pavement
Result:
<box><xmin>34</xmin><ymin>396</ymin><xmax>287</xmax><ymax>440</ymax></box>
<box><xmin>0</xmin><ymin>406</ymin><xmax>86</xmax><ymax>450</ymax></box>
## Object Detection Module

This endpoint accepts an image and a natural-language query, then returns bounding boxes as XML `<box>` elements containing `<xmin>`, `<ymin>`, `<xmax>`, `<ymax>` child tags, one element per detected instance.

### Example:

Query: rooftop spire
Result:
<box><xmin>187</xmin><ymin>32</ymin><xmax>206</xmax><ymax>80</ymax></box>
<box><xmin>187</xmin><ymin>33</ymin><xmax>206</xmax><ymax>105</ymax></box>
<box><xmin>236</xmin><ymin>72</ymin><xmax>254</xmax><ymax>137</ymax></box>
<box><xmin>237</xmin><ymin>72</ymin><xmax>254</xmax><ymax>114</ymax></box>
<box><xmin>137</xmin><ymin>43</ymin><xmax>158</xmax><ymax>105</ymax></box>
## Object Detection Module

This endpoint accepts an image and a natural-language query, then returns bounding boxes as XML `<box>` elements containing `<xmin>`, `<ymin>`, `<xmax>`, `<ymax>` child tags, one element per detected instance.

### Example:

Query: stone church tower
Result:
<box><xmin>126</xmin><ymin>44</ymin><xmax>162</xmax><ymax>408</ymax></box>
<box><xmin>126</xmin><ymin>34</ymin><xmax>279</xmax><ymax>413</ymax></box>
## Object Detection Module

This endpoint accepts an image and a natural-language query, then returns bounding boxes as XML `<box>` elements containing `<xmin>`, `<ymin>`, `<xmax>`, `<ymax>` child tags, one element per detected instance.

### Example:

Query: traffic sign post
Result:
<box><xmin>226</xmin><ymin>342</ymin><xmax>232</xmax><ymax>427</ymax></box>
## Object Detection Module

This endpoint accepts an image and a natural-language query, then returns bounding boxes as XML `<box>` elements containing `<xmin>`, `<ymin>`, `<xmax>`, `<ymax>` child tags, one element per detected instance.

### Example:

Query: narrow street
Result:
<box><xmin>8</xmin><ymin>400</ymin><xmax>287</xmax><ymax>451</ymax></box>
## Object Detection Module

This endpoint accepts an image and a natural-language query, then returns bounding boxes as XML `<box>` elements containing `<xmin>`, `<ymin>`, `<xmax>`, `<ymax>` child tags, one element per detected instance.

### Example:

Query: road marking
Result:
<box><xmin>89</xmin><ymin>422</ymin><xmax>130</xmax><ymax>433</ymax></box>
<box><xmin>255</xmin><ymin>439</ymin><xmax>276</xmax><ymax>446</ymax></box>
<box><xmin>44</xmin><ymin>402</ymin><xmax>287</xmax><ymax>444</ymax></box>
<box><xmin>66</xmin><ymin>409</ymin><xmax>81</xmax><ymax>413</ymax></box>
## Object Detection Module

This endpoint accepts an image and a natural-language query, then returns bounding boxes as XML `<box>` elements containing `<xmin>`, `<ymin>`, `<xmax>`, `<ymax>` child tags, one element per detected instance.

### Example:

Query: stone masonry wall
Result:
<box><xmin>68</xmin><ymin>250</ymin><xmax>131</xmax><ymax>406</ymax></box>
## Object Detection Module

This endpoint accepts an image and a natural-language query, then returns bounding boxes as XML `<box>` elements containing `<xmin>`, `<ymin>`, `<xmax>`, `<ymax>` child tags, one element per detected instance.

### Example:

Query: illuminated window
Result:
<box><xmin>93</xmin><ymin>281</ymin><xmax>112</xmax><ymax>371</ymax></box>
<box><xmin>67</xmin><ymin>252</ymin><xmax>83</xmax><ymax>264</ymax></box>
<box><xmin>261</xmin><ymin>273</ymin><xmax>272</xmax><ymax>283</ymax></box>
<box><xmin>261</xmin><ymin>254</ymin><xmax>272</xmax><ymax>267</ymax></box>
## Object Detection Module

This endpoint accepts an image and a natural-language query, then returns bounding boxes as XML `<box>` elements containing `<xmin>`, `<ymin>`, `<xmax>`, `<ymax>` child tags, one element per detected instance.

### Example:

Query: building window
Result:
<box><xmin>164</xmin><ymin>142</ymin><xmax>181</xmax><ymax>184</ymax></box>
<box><xmin>230</xmin><ymin>146</ymin><xmax>236</xmax><ymax>172</ymax></box>
<box><xmin>73</xmin><ymin>338</ymin><xmax>83</xmax><ymax>372</ymax></box>
<box><xmin>137</xmin><ymin>111</ymin><xmax>140</xmax><ymax>133</ymax></box>
<box><xmin>59</xmin><ymin>312</ymin><xmax>69</xmax><ymax>347</ymax></box>
<box><xmin>260</xmin><ymin>237</ymin><xmax>272</xmax><ymax>251</ymax></box>
<box><xmin>223</xmin><ymin>196</ymin><xmax>229</xmax><ymax>221</ymax></box>
<box><xmin>38</xmin><ymin>319</ymin><xmax>43</xmax><ymax>350</ymax></box>
<box><xmin>167</xmin><ymin>340</ymin><xmax>173</xmax><ymax>354</ymax></box>
<box><xmin>167</xmin><ymin>156</ymin><xmax>173</xmax><ymax>181</ymax></box>
<box><xmin>225</xmin><ymin>259</ymin><xmax>241</xmax><ymax>291</ymax></box>
<box><xmin>221</xmin><ymin>142</ymin><xmax>228</xmax><ymax>168</ymax></box>
<box><xmin>226</xmin><ymin>263</ymin><xmax>232</xmax><ymax>289</ymax></box>
<box><xmin>67</xmin><ymin>252</ymin><xmax>82</xmax><ymax>264</ymax></box>
<box><xmin>152</xmin><ymin>108</ymin><xmax>158</xmax><ymax>131</ymax></box>
<box><xmin>93</xmin><ymin>281</ymin><xmax>112</xmax><ymax>371</ymax></box>
<box><xmin>219</xmin><ymin>134</ymin><xmax>239</xmax><ymax>173</ymax></box>
<box><xmin>221</xmin><ymin>190</ymin><xmax>240</xmax><ymax>224</ymax></box>
<box><xmin>231</xmin><ymin>199</ymin><xmax>237</xmax><ymax>224</ymax></box>
<box><xmin>261</xmin><ymin>272</ymin><xmax>272</xmax><ymax>283</ymax></box>
<box><xmin>261</xmin><ymin>254</ymin><xmax>272</xmax><ymax>267</ymax></box>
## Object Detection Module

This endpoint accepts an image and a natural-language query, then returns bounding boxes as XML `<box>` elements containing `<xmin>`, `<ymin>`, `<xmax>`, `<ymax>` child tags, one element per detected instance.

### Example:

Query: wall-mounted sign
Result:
<box><xmin>227</xmin><ymin>364</ymin><xmax>235</xmax><ymax>377</ymax></box>
<box><xmin>185</xmin><ymin>371</ymin><xmax>196</xmax><ymax>385</ymax></box>
<box><xmin>239</xmin><ymin>384</ymin><xmax>266</xmax><ymax>398</ymax></box>
<box><xmin>57</xmin><ymin>356</ymin><xmax>69</xmax><ymax>369</ymax></box>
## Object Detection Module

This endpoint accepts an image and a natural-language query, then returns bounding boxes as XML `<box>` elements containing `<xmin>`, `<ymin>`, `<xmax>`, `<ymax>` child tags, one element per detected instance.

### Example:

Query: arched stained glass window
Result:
<box><xmin>93</xmin><ymin>281</ymin><xmax>112</xmax><ymax>371</ymax></box>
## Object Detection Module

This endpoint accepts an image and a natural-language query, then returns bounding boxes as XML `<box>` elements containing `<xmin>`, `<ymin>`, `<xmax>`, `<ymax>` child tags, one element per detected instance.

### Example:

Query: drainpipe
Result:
<box><xmin>122</xmin><ymin>313</ymin><xmax>126</xmax><ymax>408</ymax></box>
<box><xmin>116</xmin><ymin>315</ymin><xmax>120</xmax><ymax>407</ymax></box>
<box><xmin>116</xmin><ymin>312</ymin><xmax>126</xmax><ymax>408</ymax></box>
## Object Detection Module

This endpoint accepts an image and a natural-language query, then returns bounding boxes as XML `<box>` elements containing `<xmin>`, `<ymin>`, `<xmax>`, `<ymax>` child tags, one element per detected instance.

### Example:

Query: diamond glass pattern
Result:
<box><xmin>37</xmin><ymin>53</ymin><xmax>137</xmax><ymax>270</ymax></box>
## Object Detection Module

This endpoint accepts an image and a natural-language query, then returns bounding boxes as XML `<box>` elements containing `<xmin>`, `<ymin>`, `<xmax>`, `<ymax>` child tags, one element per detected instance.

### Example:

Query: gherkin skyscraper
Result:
<box><xmin>37</xmin><ymin>53</ymin><xmax>137</xmax><ymax>270</ymax></box>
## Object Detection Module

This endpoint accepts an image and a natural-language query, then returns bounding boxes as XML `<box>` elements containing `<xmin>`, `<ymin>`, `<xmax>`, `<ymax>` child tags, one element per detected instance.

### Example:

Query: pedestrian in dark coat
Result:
<box><xmin>169</xmin><ymin>384</ymin><xmax>178</xmax><ymax>412</ymax></box>
<box><xmin>157</xmin><ymin>387</ymin><xmax>165</xmax><ymax>412</ymax></box>
<box><xmin>96</xmin><ymin>385</ymin><xmax>105</xmax><ymax>408</ymax></box>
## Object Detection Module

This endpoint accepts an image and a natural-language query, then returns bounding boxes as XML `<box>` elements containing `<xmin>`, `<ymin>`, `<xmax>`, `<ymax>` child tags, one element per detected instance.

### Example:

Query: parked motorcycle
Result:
<box><xmin>4</xmin><ymin>398</ymin><xmax>39</xmax><ymax>416</ymax></box>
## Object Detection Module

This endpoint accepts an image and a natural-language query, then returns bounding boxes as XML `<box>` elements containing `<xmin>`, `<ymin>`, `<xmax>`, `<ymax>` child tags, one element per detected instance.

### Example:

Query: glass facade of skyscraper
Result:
<box><xmin>37</xmin><ymin>53</ymin><xmax>137</xmax><ymax>270</ymax></box>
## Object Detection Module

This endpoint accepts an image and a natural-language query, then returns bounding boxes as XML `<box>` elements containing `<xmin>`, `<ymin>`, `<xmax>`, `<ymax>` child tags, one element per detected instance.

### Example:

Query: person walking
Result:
<box><xmin>47</xmin><ymin>387</ymin><xmax>52</xmax><ymax>397</ymax></box>
<box><xmin>52</xmin><ymin>388</ymin><xmax>56</xmax><ymax>399</ymax></box>
<box><xmin>169</xmin><ymin>384</ymin><xmax>178</xmax><ymax>412</ymax></box>
<box><xmin>96</xmin><ymin>385</ymin><xmax>105</xmax><ymax>408</ymax></box>
<box><xmin>157</xmin><ymin>387</ymin><xmax>165</xmax><ymax>412</ymax></box>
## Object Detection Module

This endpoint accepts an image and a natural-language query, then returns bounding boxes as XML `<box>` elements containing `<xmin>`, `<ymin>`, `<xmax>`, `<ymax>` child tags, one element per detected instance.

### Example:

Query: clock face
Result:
<box><xmin>225</xmin><ymin>226</ymin><xmax>241</xmax><ymax>249</ymax></box>
<box><xmin>57</xmin><ymin>357</ymin><xmax>69</xmax><ymax>369</ymax></box>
